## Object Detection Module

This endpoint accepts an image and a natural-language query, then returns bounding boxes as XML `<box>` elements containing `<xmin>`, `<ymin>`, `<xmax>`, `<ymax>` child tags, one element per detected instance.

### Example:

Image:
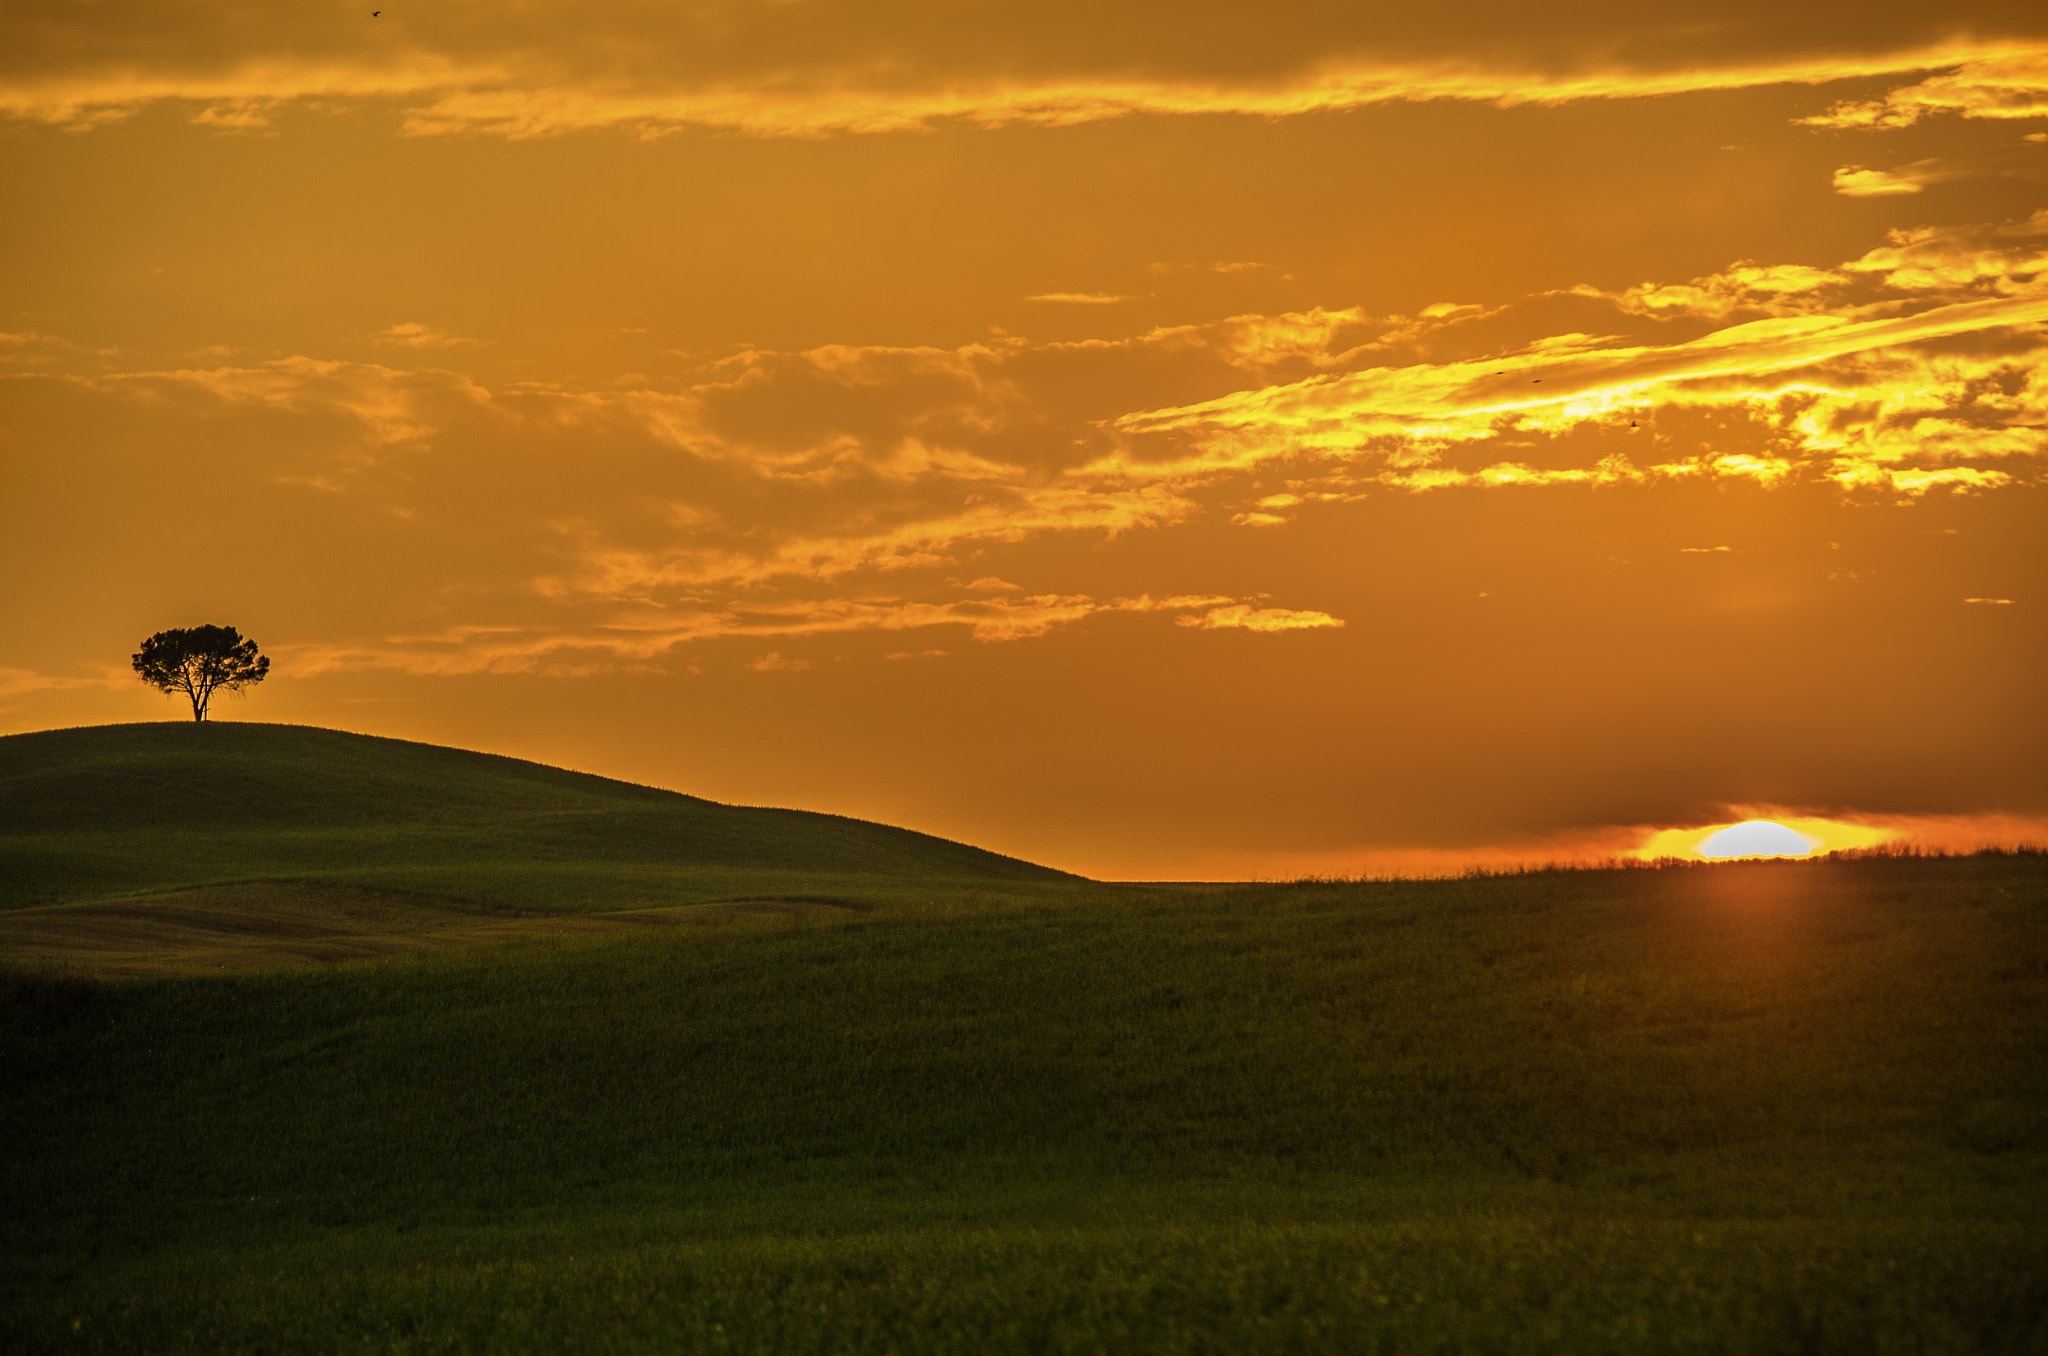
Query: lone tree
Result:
<box><xmin>132</xmin><ymin>625</ymin><xmax>270</xmax><ymax>722</ymax></box>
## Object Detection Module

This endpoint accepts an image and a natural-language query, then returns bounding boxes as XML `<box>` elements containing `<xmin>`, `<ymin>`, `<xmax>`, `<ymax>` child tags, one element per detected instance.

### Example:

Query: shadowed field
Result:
<box><xmin>3</xmin><ymin>725</ymin><xmax>2045</xmax><ymax>1353</ymax></box>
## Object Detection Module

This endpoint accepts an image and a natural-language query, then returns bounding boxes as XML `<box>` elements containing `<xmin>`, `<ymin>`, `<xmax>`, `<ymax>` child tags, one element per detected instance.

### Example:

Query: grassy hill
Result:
<box><xmin>2</xmin><ymin>724</ymin><xmax>2044</xmax><ymax>1352</ymax></box>
<box><xmin>0</xmin><ymin>723</ymin><xmax>1074</xmax><ymax>914</ymax></box>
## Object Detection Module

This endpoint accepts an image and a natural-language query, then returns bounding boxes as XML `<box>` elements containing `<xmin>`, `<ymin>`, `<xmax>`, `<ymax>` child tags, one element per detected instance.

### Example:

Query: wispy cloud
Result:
<box><xmin>1832</xmin><ymin>166</ymin><xmax>1936</xmax><ymax>197</ymax></box>
<box><xmin>189</xmin><ymin>98</ymin><xmax>278</xmax><ymax>131</ymax></box>
<box><xmin>1176</xmin><ymin>604</ymin><xmax>1343</xmax><ymax>633</ymax></box>
<box><xmin>371</xmin><ymin>322</ymin><xmax>482</xmax><ymax>349</ymax></box>
<box><xmin>1149</xmin><ymin>261</ymin><xmax>1270</xmax><ymax>275</ymax></box>
<box><xmin>0</xmin><ymin>331</ymin><xmax>118</xmax><ymax>367</ymax></box>
<box><xmin>389</xmin><ymin>48</ymin><xmax>2042</xmax><ymax>140</ymax></box>
<box><xmin>1832</xmin><ymin>141</ymin><xmax>2047</xmax><ymax>196</ymax></box>
<box><xmin>0</xmin><ymin>666</ymin><xmax>128</xmax><ymax>702</ymax></box>
<box><xmin>1</xmin><ymin>4</ymin><xmax>2034</xmax><ymax>140</ymax></box>
<box><xmin>1027</xmin><ymin>292</ymin><xmax>1134</xmax><ymax>305</ymax></box>
<box><xmin>273</xmin><ymin>591</ymin><xmax>1314</xmax><ymax>676</ymax></box>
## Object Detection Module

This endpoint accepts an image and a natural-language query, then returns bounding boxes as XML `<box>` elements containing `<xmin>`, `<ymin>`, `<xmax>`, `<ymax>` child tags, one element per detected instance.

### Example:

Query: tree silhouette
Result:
<box><xmin>132</xmin><ymin>625</ymin><xmax>271</xmax><ymax>722</ymax></box>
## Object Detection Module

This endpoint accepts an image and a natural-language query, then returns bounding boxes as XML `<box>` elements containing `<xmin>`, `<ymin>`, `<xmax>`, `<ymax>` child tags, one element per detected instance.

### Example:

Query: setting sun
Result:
<box><xmin>1695</xmin><ymin>820</ymin><xmax>1816</xmax><ymax>860</ymax></box>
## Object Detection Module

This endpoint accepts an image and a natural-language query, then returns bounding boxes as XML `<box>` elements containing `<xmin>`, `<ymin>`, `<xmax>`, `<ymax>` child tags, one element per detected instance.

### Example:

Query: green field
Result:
<box><xmin>3</xmin><ymin>724</ymin><xmax>2045</xmax><ymax>1352</ymax></box>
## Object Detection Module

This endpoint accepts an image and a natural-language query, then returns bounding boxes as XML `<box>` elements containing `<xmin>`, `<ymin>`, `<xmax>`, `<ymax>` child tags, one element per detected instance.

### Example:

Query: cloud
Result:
<box><xmin>1149</xmin><ymin>261</ymin><xmax>1270</xmax><ymax>275</ymax></box>
<box><xmin>1832</xmin><ymin>140</ymin><xmax>2047</xmax><ymax>196</ymax></box>
<box><xmin>1831</xmin><ymin>166</ymin><xmax>1930</xmax><ymax>197</ymax></box>
<box><xmin>1838</xmin><ymin>210</ymin><xmax>2048</xmax><ymax>293</ymax></box>
<box><xmin>1596</xmin><ymin>263</ymin><xmax>1846</xmax><ymax>320</ymax></box>
<box><xmin>0</xmin><ymin>331</ymin><xmax>119</xmax><ymax>368</ymax></box>
<box><xmin>189</xmin><ymin>98</ymin><xmax>277</xmax><ymax>131</ymax></box>
<box><xmin>271</xmin><ymin>591</ymin><xmax>1308</xmax><ymax>676</ymax></box>
<box><xmin>371</xmin><ymin>322</ymin><xmax>482</xmax><ymax>349</ymax></box>
<box><xmin>1962</xmin><ymin>597</ymin><xmax>2015</xmax><ymax>605</ymax></box>
<box><xmin>1105</xmin><ymin>216</ymin><xmax>2048</xmax><ymax>498</ymax></box>
<box><xmin>389</xmin><ymin>48</ymin><xmax>2046</xmax><ymax>140</ymax></box>
<box><xmin>1175</xmin><ymin>605</ymin><xmax>1344</xmax><ymax>632</ymax></box>
<box><xmin>1028</xmin><ymin>293</ymin><xmax>1135</xmax><ymax>305</ymax></box>
<box><xmin>1109</xmin><ymin>295</ymin><xmax>2048</xmax><ymax>484</ymax></box>
<box><xmin>0</xmin><ymin>666</ymin><xmax>127</xmax><ymax>703</ymax></box>
<box><xmin>10</xmin><ymin>214</ymin><xmax>2044</xmax><ymax>680</ymax></box>
<box><xmin>1800</xmin><ymin>49</ymin><xmax>2048</xmax><ymax>129</ymax></box>
<box><xmin>1</xmin><ymin>1</ymin><xmax>2035</xmax><ymax>140</ymax></box>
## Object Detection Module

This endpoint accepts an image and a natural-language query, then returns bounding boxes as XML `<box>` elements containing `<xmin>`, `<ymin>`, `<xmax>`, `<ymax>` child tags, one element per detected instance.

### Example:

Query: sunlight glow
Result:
<box><xmin>1695</xmin><ymin>820</ymin><xmax>1817</xmax><ymax>859</ymax></box>
<box><xmin>1632</xmin><ymin>814</ymin><xmax>1899</xmax><ymax>861</ymax></box>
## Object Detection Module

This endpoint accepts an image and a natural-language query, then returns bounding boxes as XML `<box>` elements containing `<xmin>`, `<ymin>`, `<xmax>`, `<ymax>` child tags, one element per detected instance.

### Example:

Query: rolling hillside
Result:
<box><xmin>3</xmin><ymin>721</ymin><xmax>2045</xmax><ymax>1352</ymax></box>
<box><xmin>3</xmin><ymin>851</ymin><xmax>2045</xmax><ymax>1352</ymax></box>
<box><xmin>0</xmin><ymin>722</ymin><xmax>1074</xmax><ymax>914</ymax></box>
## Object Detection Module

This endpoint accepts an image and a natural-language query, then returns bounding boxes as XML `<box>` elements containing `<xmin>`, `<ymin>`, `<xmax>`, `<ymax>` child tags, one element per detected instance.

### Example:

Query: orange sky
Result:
<box><xmin>4</xmin><ymin>1</ymin><xmax>2045</xmax><ymax>877</ymax></box>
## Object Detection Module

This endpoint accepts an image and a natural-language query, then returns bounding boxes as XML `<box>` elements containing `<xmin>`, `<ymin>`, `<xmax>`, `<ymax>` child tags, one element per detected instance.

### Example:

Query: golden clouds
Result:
<box><xmin>1603</xmin><ymin>265</ymin><xmax>1845</xmax><ymax>319</ymax></box>
<box><xmin>1176</xmin><ymin>605</ymin><xmax>1343</xmax><ymax>633</ymax></box>
<box><xmin>2</xmin><ymin>339</ymin><xmax>1342</xmax><ymax>675</ymax></box>
<box><xmin>1843</xmin><ymin>211</ymin><xmax>2048</xmax><ymax>292</ymax></box>
<box><xmin>1832</xmin><ymin>166</ymin><xmax>1939</xmax><ymax>197</ymax></box>
<box><xmin>1105</xmin><ymin>217</ymin><xmax>2048</xmax><ymax>501</ymax></box>
<box><xmin>5</xmin><ymin>0</ymin><xmax>2043</xmax><ymax>140</ymax></box>
<box><xmin>1800</xmin><ymin>49</ymin><xmax>2048</xmax><ymax>128</ymax></box>
<box><xmin>384</xmin><ymin>46</ymin><xmax>2048</xmax><ymax>140</ymax></box>
<box><xmin>5</xmin><ymin>210</ymin><xmax>2041</xmax><ymax>683</ymax></box>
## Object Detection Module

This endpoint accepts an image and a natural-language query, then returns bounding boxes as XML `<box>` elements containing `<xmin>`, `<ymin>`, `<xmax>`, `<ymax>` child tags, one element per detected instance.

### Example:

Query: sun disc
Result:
<box><xmin>1696</xmin><ymin>819</ymin><xmax>1813</xmax><ymax>859</ymax></box>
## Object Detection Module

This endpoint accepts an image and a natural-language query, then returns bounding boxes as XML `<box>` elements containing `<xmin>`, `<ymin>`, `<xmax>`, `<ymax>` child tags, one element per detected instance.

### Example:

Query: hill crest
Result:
<box><xmin>0</xmin><ymin>721</ymin><xmax>707</xmax><ymax>832</ymax></box>
<box><xmin>0</xmin><ymin>722</ymin><xmax>1074</xmax><ymax>907</ymax></box>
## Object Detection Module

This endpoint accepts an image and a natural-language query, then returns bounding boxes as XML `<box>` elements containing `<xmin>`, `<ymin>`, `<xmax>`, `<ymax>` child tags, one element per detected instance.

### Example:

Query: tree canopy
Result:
<box><xmin>132</xmin><ymin>625</ymin><xmax>270</xmax><ymax>722</ymax></box>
